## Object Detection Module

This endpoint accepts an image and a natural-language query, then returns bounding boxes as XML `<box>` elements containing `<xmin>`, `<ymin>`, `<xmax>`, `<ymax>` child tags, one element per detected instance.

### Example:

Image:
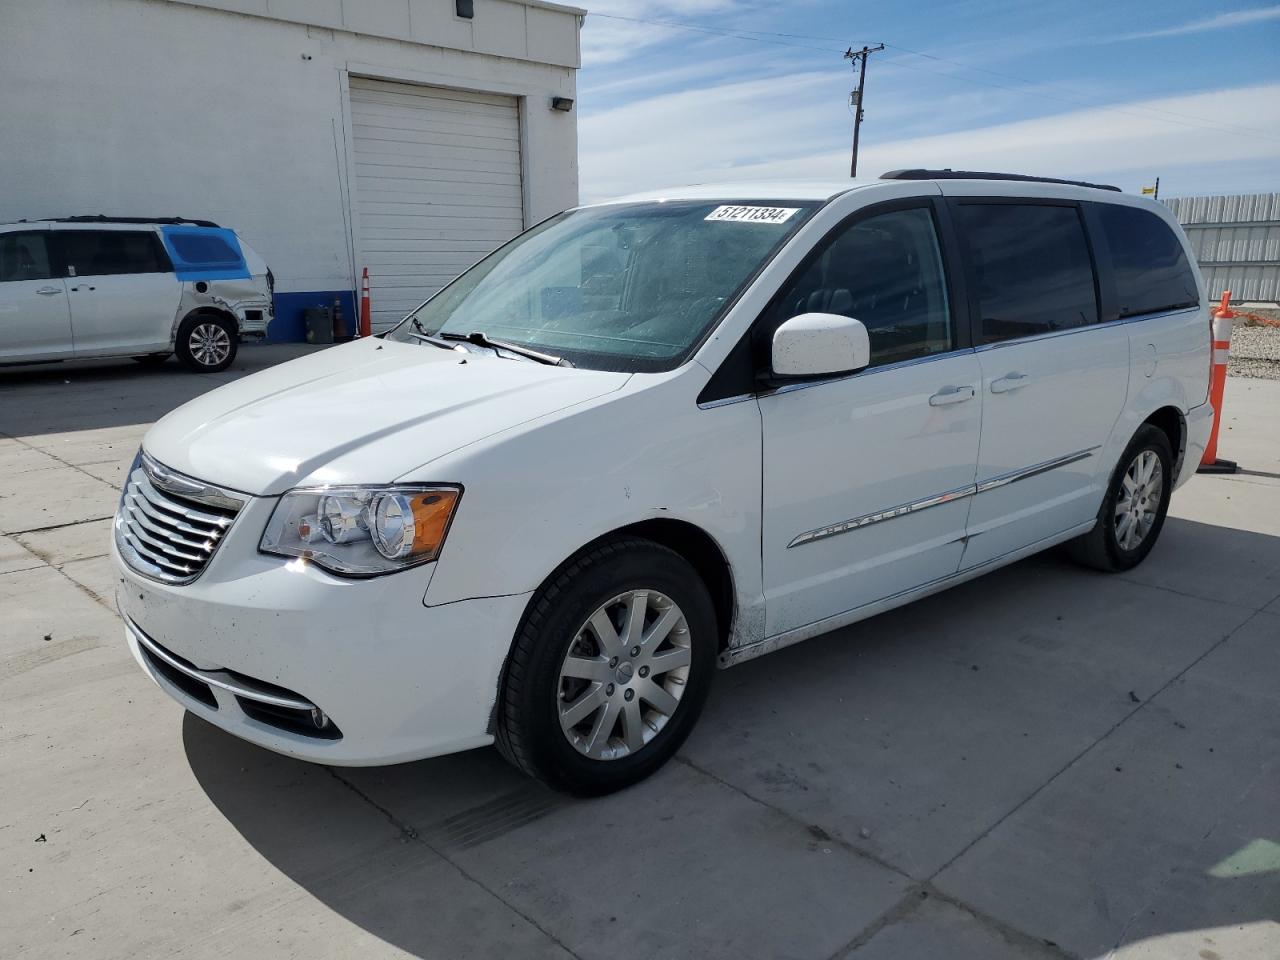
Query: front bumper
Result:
<box><xmin>112</xmin><ymin>496</ymin><xmax>531</xmax><ymax>765</ymax></box>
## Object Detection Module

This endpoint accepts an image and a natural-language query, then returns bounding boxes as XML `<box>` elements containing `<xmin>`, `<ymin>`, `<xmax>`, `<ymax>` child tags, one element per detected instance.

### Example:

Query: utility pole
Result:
<box><xmin>845</xmin><ymin>44</ymin><xmax>884</xmax><ymax>178</ymax></box>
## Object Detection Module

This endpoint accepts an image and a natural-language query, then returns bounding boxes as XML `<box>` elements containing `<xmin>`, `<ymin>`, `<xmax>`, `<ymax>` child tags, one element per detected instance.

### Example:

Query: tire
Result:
<box><xmin>131</xmin><ymin>353</ymin><xmax>172</xmax><ymax>366</ymax></box>
<box><xmin>176</xmin><ymin>314</ymin><xmax>237</xmax><ymax>373</ymax></box>
<box><xmin>495</xmin><ymin>537</ymin><xmax>717</xmax><ymax>796</ymax></box>
<box><xmin>1067</xmin><ymin>424</ymin><xmax>1174</xmax><ymax>572</ymax></box>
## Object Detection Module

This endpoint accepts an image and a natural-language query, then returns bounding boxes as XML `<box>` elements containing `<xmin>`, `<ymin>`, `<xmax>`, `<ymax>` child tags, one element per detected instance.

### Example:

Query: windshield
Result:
<box><xmin>388</xmin><ymin>200</ymin><xmax>817</xmax><ymax>372</ymax></box>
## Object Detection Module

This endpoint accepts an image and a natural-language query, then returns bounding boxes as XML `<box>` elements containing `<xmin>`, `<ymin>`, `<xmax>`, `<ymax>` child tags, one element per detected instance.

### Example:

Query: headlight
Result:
<box><xmin>260</xmin><ymin>485</ymin><xmax>461</xmax><ymax>577</ymax></box>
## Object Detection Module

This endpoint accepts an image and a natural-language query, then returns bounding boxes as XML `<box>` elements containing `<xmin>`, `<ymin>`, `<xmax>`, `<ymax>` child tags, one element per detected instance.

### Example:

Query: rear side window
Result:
<box><xmin>58</xmin><ymin>230</ymin><xmax>167</xmax><ymax>277</ymax></box>
<box><xmin>766</xmin><ymin>206</ymin><xmax>953</xmax><ymax>368</ymax></box>
<box><xmin>168</xmin><ymin>233</ymin><xmax>239</xmax><ymax>264</ymax></box>
<box><xmin>0</xmin><ymin>232</ymin><xmax>55</xmax><ymax>282</ymax></box>
<box><xmin>956</xmin><ymin>203</ymin><xmax>1098</xmax><ymax>343</ymax></box>
<box><xmin>1096</xmin><ymin>205</ymin><xmax>1199</xmax><ymax>318</ymax></box>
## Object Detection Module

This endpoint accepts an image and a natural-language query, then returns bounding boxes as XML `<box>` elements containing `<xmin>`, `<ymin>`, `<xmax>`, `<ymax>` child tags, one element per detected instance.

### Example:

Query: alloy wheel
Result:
<box><xmin>1115</xmin><ymin>449</ymin><xmax>1163</xmax><ymax>551</ymax></box>
<box><xmin>189</xmin><ymin>322</ymin><xmax>231</xmax><ymax>367</ymax></box>
<box><xmin>557</xmin><ymin>589</ymin><xmax>692</xmax><ymax>761</ymax></box>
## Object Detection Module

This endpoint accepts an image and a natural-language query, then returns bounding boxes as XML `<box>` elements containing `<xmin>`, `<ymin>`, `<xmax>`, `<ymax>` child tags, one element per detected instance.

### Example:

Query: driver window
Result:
<box><xmin>768</xmin><ymin>206</ymin><xmax>952</xmax><ymax>368</ymax></box>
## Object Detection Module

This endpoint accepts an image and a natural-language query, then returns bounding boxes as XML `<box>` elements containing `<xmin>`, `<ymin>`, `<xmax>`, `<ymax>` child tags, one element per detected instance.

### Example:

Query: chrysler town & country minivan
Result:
<box><xmin>112</xmin><ymin>171</ymin><xmax>1212</xmax><ymax>794</ymax></box>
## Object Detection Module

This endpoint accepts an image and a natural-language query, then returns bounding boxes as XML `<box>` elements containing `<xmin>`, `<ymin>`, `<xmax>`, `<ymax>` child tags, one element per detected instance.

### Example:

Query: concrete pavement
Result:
<box><xmin>2</xmin><ymin>347</ymin><xmax>1277</xmax><ymax>959</ymax></box>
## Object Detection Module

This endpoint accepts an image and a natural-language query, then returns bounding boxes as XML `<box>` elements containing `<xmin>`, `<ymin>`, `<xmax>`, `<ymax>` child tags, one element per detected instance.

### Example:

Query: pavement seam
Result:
<box><xmin>831</xmin><ymin>884</ymin><xmax>1074</xmax><ymax>960</ymax></box>
<box><xmin>323</xmin><ymin>767</ymin><xmax>585</xmax><ymax>960</ymax></box>
<box><xmin>673</xmin><ymin>754</ymin><xmax>916</xmax><ymax>883</ymax></box>
<box><xmin>0</xmin><ymin>428</ymin><xmax>129</xmax><ymax>489</ymax></box>
<box><xmin>926</xmin><ymin>604</ymin><xmax>1269</xmax><ymax>889</ymax></box>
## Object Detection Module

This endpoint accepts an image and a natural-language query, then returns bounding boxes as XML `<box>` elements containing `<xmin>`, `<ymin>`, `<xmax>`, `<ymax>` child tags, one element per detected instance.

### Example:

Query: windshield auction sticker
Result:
<box><xmin>705</xmin><ymin>205</ymin><xmax>800</xmax><ymax>224</ymax></box>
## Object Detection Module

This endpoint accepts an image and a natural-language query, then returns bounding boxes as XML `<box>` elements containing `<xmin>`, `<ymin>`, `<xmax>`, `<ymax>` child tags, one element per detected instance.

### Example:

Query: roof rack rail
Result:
<box><xmin>880</xmin><ymin>169</ymin><xmax>1121</xmax><ymax>192</ymax></box>
<box><xmin>18</xmin><ymin>215</ymin><xmax>223</xmax><ymax>227</ymax></box>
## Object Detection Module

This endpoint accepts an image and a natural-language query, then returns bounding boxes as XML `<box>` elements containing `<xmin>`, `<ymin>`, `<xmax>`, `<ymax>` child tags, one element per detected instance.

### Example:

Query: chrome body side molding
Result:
<box><xmin>787</xmin><ymin>446</ymin><xmax>1099</xmax><ymax>549</ymax></box>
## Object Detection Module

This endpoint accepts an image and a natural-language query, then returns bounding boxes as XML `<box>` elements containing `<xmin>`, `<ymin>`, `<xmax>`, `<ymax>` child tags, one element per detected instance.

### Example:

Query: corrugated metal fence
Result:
<box><xmin>1164</xmin><ymin>193</ymin><xmax>1280</xmax><ymax>303</ymax></box>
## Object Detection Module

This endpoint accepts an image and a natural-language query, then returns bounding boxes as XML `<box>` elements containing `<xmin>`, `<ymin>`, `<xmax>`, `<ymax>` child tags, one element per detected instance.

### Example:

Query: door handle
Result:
<box><xmin>928</xmin><ymin>385</ymin><xmax>976</xmax><ymax>406</ymax></box>
<box><xmin>36</xmin><ymin>286</ymin><xmax>62</xmax><ymax>296</ymax></box>
<box><xmin>990</xmin><ymin>372</ymin><xmax>1030</xmax><ymax>394</ymax></box>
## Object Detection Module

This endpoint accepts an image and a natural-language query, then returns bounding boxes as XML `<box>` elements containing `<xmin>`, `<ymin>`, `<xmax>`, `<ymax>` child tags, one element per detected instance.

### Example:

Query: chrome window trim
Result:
<box><xmin>974</xmin><ymin>305</ymin><xmax>1201</xmax><ymax>352</ymax></box>
<box><xmin>757</xmin><ymin>347</ymin><xmax>977</xmax><ymax>402</ymax></box>
<box><xmin>787</xmin><ymin>445</ymin><xmax>1100</xmax><ymax>549</ymax></box>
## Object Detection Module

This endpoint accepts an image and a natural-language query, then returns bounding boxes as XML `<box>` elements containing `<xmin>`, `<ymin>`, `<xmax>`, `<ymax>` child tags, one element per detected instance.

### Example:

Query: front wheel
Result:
<box><xmin>1067</xmin><ymin>424</ymin><xmax>1173</xmax><ymax>572</ymax></box>
<box><xmin>495</xmin><ymin>538</ymin><xmax>717</xmax><ymax>796</ymax></box>
<box><xmin>176</xmin><ymin>314</ymin><xmax>237</xmax><ymax>373</ymax></box>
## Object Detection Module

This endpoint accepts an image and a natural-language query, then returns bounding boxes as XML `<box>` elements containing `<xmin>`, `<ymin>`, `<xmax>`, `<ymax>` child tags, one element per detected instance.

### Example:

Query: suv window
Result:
<box><xmin>767</xmin><ymin>206</ymin><xmax>952</xmax><ymax>368</ymax></box>
<box><xmin>1096</xmin><ymin>205</ymin><xmax>1199</xmax><ymax>318</ymax></box>
<box><xmin>0</xmin><ymin>232</ymin><xmax>56</xmax><ymax>282</ymax></box>
<box><xmin>58</xmin><ymin>230</ymin><xmax>167</xmax><ymax>277</ymax></box>
<box><xmin>956</xmin><ymin>203</ymin><xmax>1098</xmax><ymax>343</ymax></box>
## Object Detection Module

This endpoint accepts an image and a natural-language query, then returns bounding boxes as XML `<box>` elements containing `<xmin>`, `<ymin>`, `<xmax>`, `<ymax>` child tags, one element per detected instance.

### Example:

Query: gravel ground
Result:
<box><xmin>1229</xmin><ymin>307</ymin><xmax>1280</xmax><ymax>380</ymax></box>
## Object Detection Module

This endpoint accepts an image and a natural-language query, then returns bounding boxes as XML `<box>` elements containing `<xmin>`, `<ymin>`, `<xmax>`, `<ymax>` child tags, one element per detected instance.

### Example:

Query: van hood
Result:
<box><xmin>144</xmin><ymin>339</ymin><xmax>630</xmax><ymax>496</ymax></box>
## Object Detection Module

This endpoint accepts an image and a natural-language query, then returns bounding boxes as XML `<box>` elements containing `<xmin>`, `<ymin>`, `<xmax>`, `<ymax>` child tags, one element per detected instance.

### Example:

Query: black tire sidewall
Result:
<box><xmin>176</xmin><ymin>315</ymin><xmax>237</xmax><ymax>373</ymax></box>
<box><xmin>1099</xmin><ymin>425</ymin><xmax>1174</xmax><ymax>569</ymax></box>
<box><xmin>510</xmin><ymin>542</ymin><xmax>717</xmax><ymax>796</ymax></box>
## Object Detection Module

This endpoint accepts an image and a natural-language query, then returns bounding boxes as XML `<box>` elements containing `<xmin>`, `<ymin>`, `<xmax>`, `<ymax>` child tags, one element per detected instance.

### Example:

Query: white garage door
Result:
<box><xmin>349</xmin><ymin>77</ymin><xmax>524</xmax><ymax>331</ymax></box>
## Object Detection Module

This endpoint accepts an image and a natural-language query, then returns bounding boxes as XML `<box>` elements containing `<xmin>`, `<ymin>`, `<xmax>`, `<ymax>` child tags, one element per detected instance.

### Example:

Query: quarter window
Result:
<box><xmin>956</xmin><ymin>203</ymin><xmax>1098</xmax><ymax>343</ymax></box>
<box><xmin>768</xmin><ymin>206</ymin><xmax>953</xmax><ymax>368</ymax></box>
<box><xmin>0</xmin><ymin>232</ymin><xmax>55</xmax><ymax>282</ymax></box>
<box><xmin>168</xmin><ymin>233</ymin><xmax>239</xmax><ymax>265</ymax></box>
<box><xmin>58</xmin><ymin>230</ymin><xmax>167</xmax><ymax>277</ymax></box>
<box><xmin>1096</xmin><ymin>205</ymin><xmax>1199</xmax><ymax>318</ymax></box>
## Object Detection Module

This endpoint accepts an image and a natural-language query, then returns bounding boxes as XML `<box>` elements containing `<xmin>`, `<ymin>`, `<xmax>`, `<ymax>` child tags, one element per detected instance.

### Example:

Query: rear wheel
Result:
<box><xmin>1067</xmin><ymin>424</ymin><xmax>1173</xmax><ymax>572</ymax></box>
<box><xmin>496</xmin><ymin>538</ymin><xmax>717</xmax><ymax>796</ymax></box>
<box><xmin>176</xmin><ymin>314</ymin><xmax>237</xmax><ymax>373</ymax></box>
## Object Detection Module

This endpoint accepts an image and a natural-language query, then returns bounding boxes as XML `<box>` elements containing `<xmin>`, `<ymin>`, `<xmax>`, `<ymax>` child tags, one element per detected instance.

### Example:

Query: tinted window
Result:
<box><xmin>957</xmin><ymin>203</ymin><xmax>1097</xmax><ymax>343</ymax></box>
<box><xmin>767</xmin><ymin>206</ymin><xmax>952</xmax><ymax>368</ymax></box>
<box><xmin>0</xmin><ymin>232</ymin><xmax>55</xmax><ymax>282</ymax></box>
<box><xmin>59</xmin><ymin>230</ymin><xmax>166</xmax><ymax>277</ymax></box>
<box><xmin>169</xmin><ymin>233</ymin><xmax>238</xmax><ymax>264</ymax></box>
<box><xmin>1096</xmin><ymin>205</ymin><xmax>1199</xmax><ymax>318</ymax></box>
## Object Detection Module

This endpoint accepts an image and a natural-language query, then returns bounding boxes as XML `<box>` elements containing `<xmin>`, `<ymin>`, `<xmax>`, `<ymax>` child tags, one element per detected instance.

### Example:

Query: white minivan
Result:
<box><xmin>112</xmin><ymin>172</ymin><xmax>1213</xmax><ymax>794</ymax></box>
<box><xmin>0</xmin><ymin>217</ymin><xmax>272</xmax><ymax>372</ymax></box>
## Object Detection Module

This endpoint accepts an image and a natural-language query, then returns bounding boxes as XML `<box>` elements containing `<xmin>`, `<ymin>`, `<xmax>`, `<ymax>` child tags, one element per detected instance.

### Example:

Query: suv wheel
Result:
<box><xmin>176</xmin><ymin>314</ymin><xmax>237</xmax><ymax>373</ymax></box>
<box><xmin>496</xmin><ymin>537</ymin><xmax>717</xmax><ymax>795</ymax></box>
<box><xmin>1067</xmin><ymin>424</ymin><xmax>1173</xmax><ymax>572</ymax></box>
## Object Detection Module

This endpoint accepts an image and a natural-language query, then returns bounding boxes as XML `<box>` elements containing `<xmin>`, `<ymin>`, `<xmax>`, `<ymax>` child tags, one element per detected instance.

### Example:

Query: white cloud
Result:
<box><xmin>1113</xmin><ymin>4</ymin><xmax>1280</xmax><ymax>41</ymax></box>
<box><xmin>580</xmin><ymin>0</ymin><xmax>745</xmax><ymax>66</ymax></box>
<box><xmin>580</xmin><ymin>81</ymin><xmax>1280</xmax><ymax>200</ymax></box>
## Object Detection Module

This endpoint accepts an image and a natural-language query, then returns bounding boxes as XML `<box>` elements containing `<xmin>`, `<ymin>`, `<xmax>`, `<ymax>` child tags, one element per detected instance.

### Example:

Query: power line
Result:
<box><xmin>586</xmin><ymin>12</ymin><xmax>1280</xmax><ymax>143</ymax></box>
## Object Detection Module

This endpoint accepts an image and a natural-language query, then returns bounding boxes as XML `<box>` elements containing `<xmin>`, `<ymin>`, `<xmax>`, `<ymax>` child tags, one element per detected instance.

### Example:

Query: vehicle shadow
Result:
<box><xmin>183</xmin><ymin>516</ymin><xmax>1280</xmax><ymax>959</ymax></box>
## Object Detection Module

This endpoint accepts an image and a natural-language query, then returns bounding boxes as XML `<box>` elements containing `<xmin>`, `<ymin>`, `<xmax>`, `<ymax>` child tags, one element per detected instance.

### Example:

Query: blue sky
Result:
<box><xmin>574</xmin><ymin>1</ymin><xmax>1280</xmax><ymax>201</ymax></box>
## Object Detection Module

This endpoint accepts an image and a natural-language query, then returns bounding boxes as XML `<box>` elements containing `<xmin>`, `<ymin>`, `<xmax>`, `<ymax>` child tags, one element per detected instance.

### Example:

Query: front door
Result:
<box><xmin>0</xmin><ymin>230</ymin><xmax>73</xmax><ymax>362</ymax></box>
<box><xmin>54</xmin><ymin>229</ymin><xmax>181</xmax><ymax>357</ymax></box>
<box><xmin>759</xmin><ymin>201</ymin><xmax>982</xmax><ymax>638</ymax></box>
<box><xmin>947</xmin><ymin>197</ymin><xmax>1129</xmax><ymax>569</ymax></box>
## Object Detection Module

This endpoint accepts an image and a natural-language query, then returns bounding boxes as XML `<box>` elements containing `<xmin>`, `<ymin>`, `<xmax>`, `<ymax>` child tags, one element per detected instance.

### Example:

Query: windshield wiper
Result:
<box><xmin>404</xmin><ymin>318</ymin><xmax>461</xmax><ymax>352</ymax></box>
<box><xmin>439</xmin><ymin>331</ymin><xmax>572</xmax><ymax>367</ymax></box>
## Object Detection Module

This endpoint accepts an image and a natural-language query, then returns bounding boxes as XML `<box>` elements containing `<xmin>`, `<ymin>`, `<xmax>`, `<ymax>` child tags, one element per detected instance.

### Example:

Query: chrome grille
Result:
<box><xmin>115</xmin><ymin>455</ymin><xmax>244</xmax><ymax>584</ymax></box>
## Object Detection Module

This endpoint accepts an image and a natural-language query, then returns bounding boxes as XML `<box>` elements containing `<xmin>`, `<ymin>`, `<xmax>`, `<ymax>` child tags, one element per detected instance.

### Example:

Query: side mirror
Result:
<box><xmin>771</xmin><ymin>312</ymin><xmax>870</xmax><ymax>379</ymax></box>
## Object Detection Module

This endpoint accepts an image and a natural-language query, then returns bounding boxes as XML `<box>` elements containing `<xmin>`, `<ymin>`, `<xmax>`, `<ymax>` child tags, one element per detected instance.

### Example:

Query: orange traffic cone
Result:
<box><xmin>1198</xmin><ymin>291</ymin><xmax>1238</xmax><ymax>474</ymax></box>
<box><xmin>358</xmin><ymin>267</ymin><xmax>372</xmax><ymax>339</ymax></box>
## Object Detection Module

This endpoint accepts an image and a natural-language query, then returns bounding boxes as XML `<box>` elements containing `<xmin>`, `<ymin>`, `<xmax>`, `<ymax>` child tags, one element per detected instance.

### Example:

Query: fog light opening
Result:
<box><xmin>310</xmin><ymin>707</ymin><xmax>330</xmax><ymax>730</ymax></box>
